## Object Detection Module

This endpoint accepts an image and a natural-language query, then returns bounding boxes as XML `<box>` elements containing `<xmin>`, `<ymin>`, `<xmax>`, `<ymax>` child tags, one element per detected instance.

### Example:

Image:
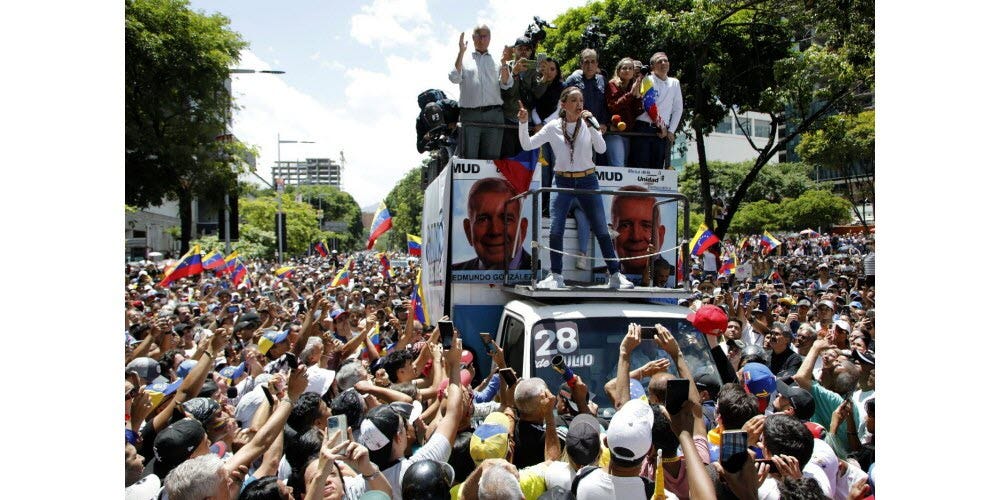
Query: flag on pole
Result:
<box><xmin>201</xmin><ymin>250</ymin><xmax>225</xmax><ymax>270</ymax></box>
<box><xmin>761</xmin><ymin>231</ymin><xmax>781</xmax><ymax>254</ymax></box>
<box><xmin>158</xmin><ymin>245</ymin><xmax>203</xmax><ymax>286</ymax></box>
<box><xmin>366</xmin><ymin>202</ymin><xmax>393</xmax><ymax>250</ymax></box>
<box><xmin>216</xmin><ymin>251</ymin><xmax>240</xmax><ymax>277</ymax></box>
<box><xmin>719</xmin><ymin>252</ymin><xmax>737</xmax><ymax>276</ymax></box>
<box><xmin>230</xmin><ymin>259</ymin><xmax>247</xmax><ymax>286</ymax></box>
<box><xmin>689</xmin><ymin>224</ymin><xmax>721</xmax><ymax>256</ymax></box>
<box><xmin>410</xmin><ymin>268</ymin><xmax>427</xmax><ymax>326</ymax></box>
<box><xmin>314</xmin><ymin>241</ymin><xmax>329</xmax><ymax>257</ymax></box>
<box><xmin>493</xmin><ymin>148</ymin><xmax>539</xmax><ymax>194</ymax></box>
<box><xmin>377</xmin><ymin>253</ymin><xmax>393</xmax><ymax>279</ymax></box>
<box><xmin>332</xmin><ymin>266</ymin><xmax>350</xmax><ymax>287</ymax></box>
<box><xmin>407</xmin><ymin>234</ymin><xmax>422</xmax><ymax>257</ymax></box>
<box><xmin>274</xmin><ymin>266</ymin><xmax>295</xmax><ymax>279</ymax></box>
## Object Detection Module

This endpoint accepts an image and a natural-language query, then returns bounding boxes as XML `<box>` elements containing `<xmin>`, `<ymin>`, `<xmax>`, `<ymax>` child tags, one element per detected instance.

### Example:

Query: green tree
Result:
<box><xmin>383</xmin><ymin>166</ymin><xmax>426</xmax><ymax>251</ymax></box>
<box><xmin>679</xmin><ymin>161</ymin><xmax>814</xmax><ymax>211</ymax></box>
<box><xmin>287</xmin><ymin>185</ymin><xmax>364</xmax><ymax>250</ymax></box>
<box><xmin>126</xmin><ymin>0</ymin><xmax>248</xmax><ymax>253</ymax></box>
<box><xmin>796</xmin><ymin>110</ymin><xmax>875</xmax><ymax>229</ymax></box>
<box><xmin>780</xmin><ymin>189</ymin><xmax>853</xmax><ymax>231</ymax></box>
<box><xmin>540</xmin><ymin>0</ymin><xmax>874</xmax><ymax>239</ymax></box>
<box><xmin>729</xmin><ymin>200</ymin><xmax>783</xmax><ymax>235</ymax></box>
<box><xmin>239</xmin><ymin>194</ymin><xmax>335</xmax><ymax>257</ymax></box>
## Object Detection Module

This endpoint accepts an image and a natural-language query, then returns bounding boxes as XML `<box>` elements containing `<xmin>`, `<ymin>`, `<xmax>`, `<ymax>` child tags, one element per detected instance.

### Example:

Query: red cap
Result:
<box><xmin>686</xmin><ymin>304</ymin><xmax>729</xmax><ymax>336</ymax></box>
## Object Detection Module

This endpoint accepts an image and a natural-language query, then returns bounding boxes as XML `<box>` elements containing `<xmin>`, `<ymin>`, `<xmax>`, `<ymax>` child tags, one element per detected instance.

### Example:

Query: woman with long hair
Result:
<box><xmin>517</xmin><ymin>86</ymin><xmax>634</xmax><ymax>289</ymax></box>
<box><xmin>604</xmin><ymin>57</ymin><xmax>643</xmax><ymax>167</ymax></box>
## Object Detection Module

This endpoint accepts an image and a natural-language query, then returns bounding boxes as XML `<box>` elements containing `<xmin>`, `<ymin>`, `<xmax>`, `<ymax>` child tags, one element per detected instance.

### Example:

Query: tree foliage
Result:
<box><xmin>679</xmin><ymin>161</ymin><xmax>815</xmax><ymax>211</ymax></box>
<box><xmin>125</xmin><ymin>0</ymin><xmax>248</xmax><ymax>253</ymax></box>
<box><xmin>728</xmin><ymin>189</ymin><xmax>852</xmax><ymax>234</ymax></box>
<box><xmin>238</xmin><ymin>194</ymin><xmax>336</xmax><ymax>257</ymax></box>
<box><xmin>383</xmin><ymin>166</ymin><xmax>426</xmax><ymax>251</ymax></box>
<box><xmin>796</xmin><ymin>110</ymin><xmax>874</xmax><ymax>228</ymax></box>
<box><xmin>539</xmin><ymin>0</ymin><xmax>874</xmax><ymax>239</ymax></box>
<box><xmin>286</xmin><ymin>185</ymin><xmax>364</xmax><ymax>250</ymax></box>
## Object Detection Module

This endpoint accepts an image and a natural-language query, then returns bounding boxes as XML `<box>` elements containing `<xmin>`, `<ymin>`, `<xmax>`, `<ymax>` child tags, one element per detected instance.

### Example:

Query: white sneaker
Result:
<box><xmin>575</xmin><ymin>252</ymin><xmax>589</xmax><ymax>270</ymax></box>
<box><xmin>536</xmin><ymin>272</ymin><xmax>566</xmax><ymax>289</ymax></box>
<box><xmin>608</xmin><ymin>272</ymin><xmax>635</xmax><ymax>289</ymax></box>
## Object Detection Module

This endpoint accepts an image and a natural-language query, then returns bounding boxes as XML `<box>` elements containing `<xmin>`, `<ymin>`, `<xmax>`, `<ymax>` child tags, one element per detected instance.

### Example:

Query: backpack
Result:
<box><xmin>569</xmin><ymin>465</ymin><xmax>656</xmax><ymax>498</ymax></box>
<box><xmin>417</xmin><ymin>89</ymin><xmax>447</xmax><ymax>109</ymax></box>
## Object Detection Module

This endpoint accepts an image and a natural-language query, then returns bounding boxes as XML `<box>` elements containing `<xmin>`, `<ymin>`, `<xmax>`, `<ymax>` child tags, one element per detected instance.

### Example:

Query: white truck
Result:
<box><xmin>419</xmin><ymin>156</ymin><xmax>720</xmax><ymax>414</ymax></box>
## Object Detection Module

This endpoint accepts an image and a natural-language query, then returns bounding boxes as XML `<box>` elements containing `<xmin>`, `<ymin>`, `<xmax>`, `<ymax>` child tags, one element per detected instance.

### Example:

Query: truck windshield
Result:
<box><xmin>527</xmin><ymin>317</ymin><xmax>720</xmax><ymax>412</ymax></box>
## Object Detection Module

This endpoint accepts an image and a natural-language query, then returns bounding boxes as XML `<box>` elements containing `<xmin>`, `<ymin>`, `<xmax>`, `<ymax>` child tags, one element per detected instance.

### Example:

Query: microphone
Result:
<box><xmin>585</xmin><ymin>115</ymin><xmax>601</xmax><ymax>129</ymax></box>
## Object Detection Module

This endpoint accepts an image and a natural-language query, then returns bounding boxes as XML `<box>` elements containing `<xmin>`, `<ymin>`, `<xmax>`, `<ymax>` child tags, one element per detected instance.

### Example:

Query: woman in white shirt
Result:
<box><xmin>517</xmin><ymin>86</ymin><xmax>633</xmax><ymax>290</ymax></box>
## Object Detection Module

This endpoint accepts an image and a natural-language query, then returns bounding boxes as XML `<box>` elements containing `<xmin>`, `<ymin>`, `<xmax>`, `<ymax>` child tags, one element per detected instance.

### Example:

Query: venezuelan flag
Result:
<box><xmin>158</xmin><ymin>245</ymin><xmax>204</xmax><ymax>286</ymax></box>
<box><xmin>314</xmin><ymin>241</ymin><xmax>329</xmax><ymax>257</ymax></box>
<box><xmin>216</xmin><ymin>251</ymin><xmax>239</xmax><ymax>277</ymax></box>
<box><xmin>640</xmin><ymin>76</ymin><xmax>661</xmax><ymax>126</ymax></box>
<box><xmin>493</xmin><ymin>148</ymin><xmax>539</xmax><ymax>194</ymax></box>
<box><xmin>332</xmin><ymin>266</ymin><xmax>350</xmax><ymax>287</ymax></box>
<box><xmin>761</xmin><ymin>231</ymin><xmax>781</xmax><ymax>254</ymax></box>
<box><xmin>366</xmin><ymin>202</ymin><xmax>393</xmax><ymax>250</ymax></box>
<box><xmin>676</xmin><ymin>251</ymin><xmax>684</xmax><ymax>283</ymax></box>
<box><xmin>202</xmin><ymin>250</ymin><xmax>225</xmax><ymax>271</ymax></box>
<box><xmin>689</xmin><ymin>224</ymin><xmax>721</xmax><ymax>256</ymax></box>
<box><xmin>407</xmin><ymin>234</ymin><xmax>422</xmax><ymax>257</ymax></box>
<box><xmin>719</xmin><ymin>252</ymin><xmax>737</xmax><ymax>276</ymax></box>
<box><xmin>274</xmin><ymin>266</ymin><xmax>295</xmax><ymax>279</ymax></box>
<box><xmin>231</xmin><ymin>260</ymin><xmax>247</xmax><ymax>286</ymax></box>
<box><xmin>377</xmin><ymin>252</ymin><xmax>393</xmax><ymax>279</ymax></box>
<box><xmin>410</xmin><ymin>268</ymin><xmax>427</xmax><ymax>325</ymax></box>
<box><xmin>146</xmin><ymin>378</ymin><xmax>183</xmax><ymax>409</ymax></box>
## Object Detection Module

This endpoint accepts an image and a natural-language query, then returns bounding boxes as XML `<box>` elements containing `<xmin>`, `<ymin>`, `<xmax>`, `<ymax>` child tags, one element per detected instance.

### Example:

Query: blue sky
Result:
<box><xmin>186</xmin><ymin>0</ymin><xmax>589</xmax><ymax>209</ymax></box>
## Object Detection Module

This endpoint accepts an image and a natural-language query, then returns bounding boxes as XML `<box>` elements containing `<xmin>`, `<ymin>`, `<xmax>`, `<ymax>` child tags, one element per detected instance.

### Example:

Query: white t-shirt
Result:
<box><xmin>381</xmin><ymin>432</ymin><xmax>452</xmax><ymax>500</ymax></box>
<box><xmin>852</xmin><ymin>389</ymin><xmax>875</xmax><ymax>444</ymax></box>
<box><xmin>835</xmin><ymin>460</ymin><xmax>869</xmax><ymax>500</ymax></box>
<box><xmin>575</xmin><ymin>468</ymin><xmax>677</xmax><ymax>500</ymax></box>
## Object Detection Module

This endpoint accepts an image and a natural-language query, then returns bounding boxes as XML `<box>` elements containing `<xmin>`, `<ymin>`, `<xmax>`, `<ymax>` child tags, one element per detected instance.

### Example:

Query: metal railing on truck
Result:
<box><xmin>501</xmin><ymin>187</ymin><xmax>692</xmax><ymax>295</ymax></box>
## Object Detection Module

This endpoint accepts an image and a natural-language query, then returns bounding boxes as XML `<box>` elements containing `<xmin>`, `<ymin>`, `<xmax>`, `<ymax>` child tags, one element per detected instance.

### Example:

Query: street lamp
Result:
<box><xmin>222</xmin><ymin>68</ymin><xmax>286</xmax><ymax>253</ymax></box>
<box><xmin>275</xmin><ymin>134</ymin><xmax>315</xmax><ymax>263</ymax></box>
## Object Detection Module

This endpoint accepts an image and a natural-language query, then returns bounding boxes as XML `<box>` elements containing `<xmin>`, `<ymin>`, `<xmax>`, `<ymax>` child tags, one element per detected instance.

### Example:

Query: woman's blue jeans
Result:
<box><xmin>550</xmin><ymin>173</ymin><xmax>620</xmax><ymax>274</ymax></box>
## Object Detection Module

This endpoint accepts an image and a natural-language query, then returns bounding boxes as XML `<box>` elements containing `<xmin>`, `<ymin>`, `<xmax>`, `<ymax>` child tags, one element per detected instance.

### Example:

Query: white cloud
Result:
<box><xmin>229</xmin><ymin>1</ymin><xmax>590</xmax><ymax>208</ymax></box>
<box><xmin>350</xmin><ymin>0</ymin><xmax>433</xmax><ymax>49</ymax></box>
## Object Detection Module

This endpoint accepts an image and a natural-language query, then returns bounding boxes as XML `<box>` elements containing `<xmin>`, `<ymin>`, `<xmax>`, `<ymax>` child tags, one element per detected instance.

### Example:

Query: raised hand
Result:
<box><xmin>517</xmin><ymin>101</ymin><xmax>529</xmax><ymax>123</ymax></box>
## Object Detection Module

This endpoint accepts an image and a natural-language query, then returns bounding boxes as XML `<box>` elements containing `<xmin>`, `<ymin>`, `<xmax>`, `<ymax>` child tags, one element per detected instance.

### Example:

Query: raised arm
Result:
<box><xmin>225</xmin><ymin>366</ymin><xmax>308</xmax><ymax>474</ymax></box>
<box><xmin>792</xmin><ymin>337</ymin><xmax>831</xmax><ymax>392</ymax></box>
<box><xmin>614</xmin><ymin>323</ymin><xmax>641</xmax><ymax>409</ymax></box>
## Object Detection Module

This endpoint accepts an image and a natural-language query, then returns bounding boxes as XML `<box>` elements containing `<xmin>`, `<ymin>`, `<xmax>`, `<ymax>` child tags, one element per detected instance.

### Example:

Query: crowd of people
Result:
<box><xmin>124</xmin><ymin>230</ymin><xmax>875</xmax><ymax>499</ymax></box>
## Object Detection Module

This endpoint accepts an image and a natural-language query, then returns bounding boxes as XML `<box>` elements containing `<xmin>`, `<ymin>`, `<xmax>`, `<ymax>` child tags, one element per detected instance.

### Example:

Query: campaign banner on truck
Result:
<box><xmin>582</xmin><ymin>166</ymin><xmax>680</xmax><ymax>287</ymax></box>
<box><xmin>420</xmin><ymin>165</ymin><xmax>451</xmax><ymax>323</ymax></box>
<box><xmin>450</xmin><ymin>158</ymin><xmax>540</xmax><ymax>284</ymax></box>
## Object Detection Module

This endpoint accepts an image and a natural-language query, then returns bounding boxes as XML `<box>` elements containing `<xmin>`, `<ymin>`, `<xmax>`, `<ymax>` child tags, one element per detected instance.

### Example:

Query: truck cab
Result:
<box><xmin>497</xmin><ymin>298</ymin><xmax>720</xmax><ymax>417</ymax></box>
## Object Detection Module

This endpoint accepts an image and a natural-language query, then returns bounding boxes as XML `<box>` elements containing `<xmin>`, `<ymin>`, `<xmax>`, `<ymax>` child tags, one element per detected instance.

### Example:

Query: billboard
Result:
<box><xmin>420</xmin><ymin>165</ymin><xmax>450</xmax><ymax>324</ymax></box>
<box><xmin>449</xmin><ymin>159</ymin><xmax>539</xmax><ymax>284</ymax></box>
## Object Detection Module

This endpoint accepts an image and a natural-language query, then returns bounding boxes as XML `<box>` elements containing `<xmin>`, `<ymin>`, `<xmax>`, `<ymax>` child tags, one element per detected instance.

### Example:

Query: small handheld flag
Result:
<box><xmin>407</xmin><ymin>234</ymin><xmax>422</xmax><ymax>257</ymax></box>
<box><xmin>158</xmin><ymin>245</ymin><xmax>203</xmax><ymax>287</ymax></box>
<box><xmin>493</xmin><ymin>149</ymin><xmax>539</xmax><ymax>194</ymax></box>
<box><xmin>689</xmin><ymin>224</ymin><xmax>721</xmax><ymax>256</ymax></box>
<box><xmin>314</xmin><ymin>241</ymin><xmax>329</xmax><ymax>257</ymax></box>
<box><xmin>367</xmin><ymin>202</ymin><xmax>393</xmax><ymax>250</ymax></box>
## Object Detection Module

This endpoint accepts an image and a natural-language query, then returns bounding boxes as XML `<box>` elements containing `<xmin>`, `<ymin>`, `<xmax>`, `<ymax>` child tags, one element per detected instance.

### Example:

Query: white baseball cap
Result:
<box><xmin>606</xmin><ymin>399</ymin><xmax>654</xmax><ymax>461</ymax></box>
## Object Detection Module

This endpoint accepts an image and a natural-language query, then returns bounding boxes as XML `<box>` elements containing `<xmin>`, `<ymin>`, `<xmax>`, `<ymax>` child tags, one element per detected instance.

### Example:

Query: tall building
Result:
<box><xmin>272</xmin><ymin>157</ymin><xmax>343</xmax><ymax>188</ymax></box>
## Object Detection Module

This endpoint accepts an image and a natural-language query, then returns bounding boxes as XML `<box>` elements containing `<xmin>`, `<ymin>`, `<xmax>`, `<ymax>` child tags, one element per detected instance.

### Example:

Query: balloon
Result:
<box><xmin>617</xmin><ymin>122</ymin><xmax>626</xmax><ymax>131</ymax></box>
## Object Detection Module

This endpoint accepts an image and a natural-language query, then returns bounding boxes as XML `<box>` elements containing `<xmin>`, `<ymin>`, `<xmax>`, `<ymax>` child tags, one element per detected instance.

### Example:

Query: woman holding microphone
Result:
<box><xmin>517</xmin><ymin>87</ymin><xmax>634</xmax><ymax>290</ymax></box>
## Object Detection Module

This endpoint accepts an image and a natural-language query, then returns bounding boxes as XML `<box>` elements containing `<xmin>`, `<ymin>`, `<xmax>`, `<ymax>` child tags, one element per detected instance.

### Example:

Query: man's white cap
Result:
<box><xmin>606</xmin><ymin>399</ymin><xmax>654</xmax><ymax>461</ymax></box>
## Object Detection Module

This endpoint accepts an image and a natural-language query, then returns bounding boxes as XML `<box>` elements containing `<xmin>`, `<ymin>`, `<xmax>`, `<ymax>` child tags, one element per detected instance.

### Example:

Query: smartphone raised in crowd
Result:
<box><xmin>327</xmin><ymin>415</ymin><xmax>348</xmax><ymax>447</ymax></box>
<box><xmin>721</xmin><ymin>430</ymin><xmax>749</xmax><ymax>473</ymax></box>
<box><xmin>664</xmin><ymin>379</ymin><xmax>690</xmax><ymax>415</ymax></box>
<box><xmin>498</xmin><ymin>367</ymin><xmax>519</xmax><ymax>386</ymax></box>
<box><xmin>479</xmin><ymin>332</ymin><xmax>493</xmax><ymax>352</ymax></box>
<box><xmin>640</xmin><ymin>326</ymin><xmax>658</xmax><ymax>340</ymax></box>
<box><xmin>438</xmin><ymin>320</ymin><xmax>454</xmax><ymax>349</ymax></box>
